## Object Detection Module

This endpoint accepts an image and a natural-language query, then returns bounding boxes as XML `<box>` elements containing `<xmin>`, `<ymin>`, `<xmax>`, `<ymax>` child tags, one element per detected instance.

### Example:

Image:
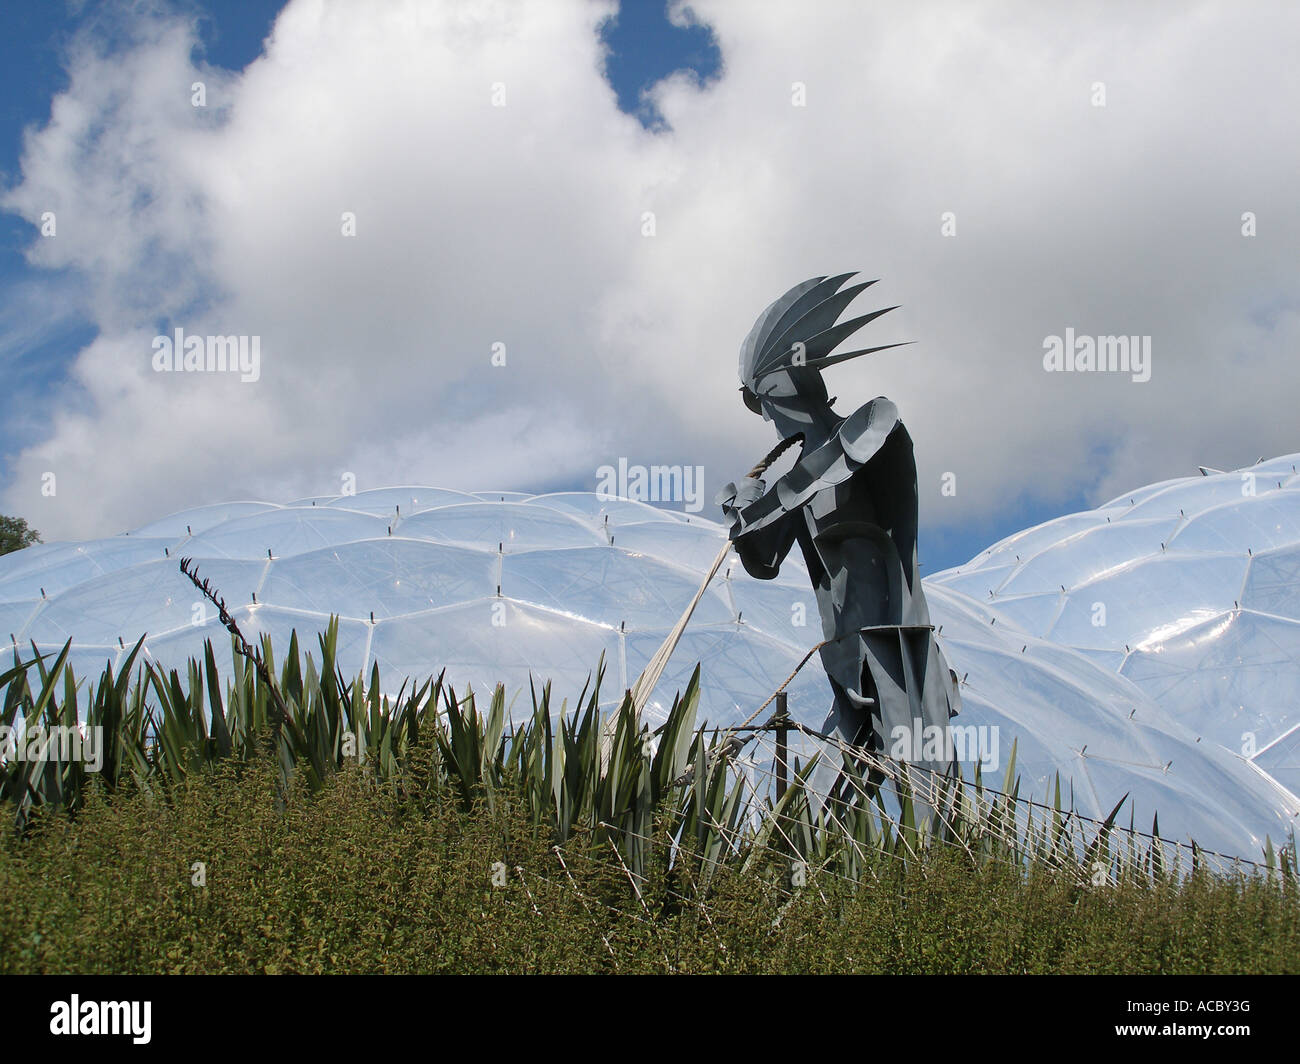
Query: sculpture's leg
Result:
<box><xmin>817</xmin><ymin>629</ymin><xmax>961</xmax><ymax>827</ymax></box>
<box><xmin>819</xmin><ymin>644</ymin><xmax>887</xmax><ymax>811</ymax></box>
<box><xmin>818</xmin><ymin>633</ymin><xmax>876</xmax><ymax>742</ymax></box>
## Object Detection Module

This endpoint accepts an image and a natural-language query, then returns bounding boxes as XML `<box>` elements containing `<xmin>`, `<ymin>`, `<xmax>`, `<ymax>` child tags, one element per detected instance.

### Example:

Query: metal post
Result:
<box><xmin>774</xmin><ymin>690</ymin><xmax>789</xmax><ymax>802</ymax></box>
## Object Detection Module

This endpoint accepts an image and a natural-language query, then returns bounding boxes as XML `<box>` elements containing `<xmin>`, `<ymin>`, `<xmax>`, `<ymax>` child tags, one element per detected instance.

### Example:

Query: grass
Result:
<box><xmin>2</xmin><ymin>757</ymin><xmax>1297</xmax><ymax>974</ymax></box>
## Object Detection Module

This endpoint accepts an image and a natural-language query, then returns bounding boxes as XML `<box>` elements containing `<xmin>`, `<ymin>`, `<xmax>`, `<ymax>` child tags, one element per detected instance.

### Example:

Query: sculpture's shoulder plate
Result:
<box><xmin>733</xmin><ymin>398</ymin><xmax>902</xmax><ymax>537</ymax></box>
<box><xmin>839</xmin><ymin>397</ymin><xmax>900</xmax><ymax>463</ymax></box>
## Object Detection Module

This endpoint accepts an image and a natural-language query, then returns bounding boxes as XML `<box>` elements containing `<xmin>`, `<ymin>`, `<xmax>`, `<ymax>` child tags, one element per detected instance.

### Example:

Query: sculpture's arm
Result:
<box><xmin>717</xmin><ymin>476</ymin><xmax>801</xmax><ymax>579</ymax></box>
<box><xmin>729</xmin><ymin>398</ymin><xmax>902</xmax><ymax>539</ymax></box>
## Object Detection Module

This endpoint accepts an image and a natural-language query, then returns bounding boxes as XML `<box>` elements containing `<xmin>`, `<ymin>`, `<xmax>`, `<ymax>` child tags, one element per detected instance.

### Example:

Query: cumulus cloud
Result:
<box><xmin>2</xmin><ymin>0</ymin><xmax>1297</xmax><ymax>558</ymax></box>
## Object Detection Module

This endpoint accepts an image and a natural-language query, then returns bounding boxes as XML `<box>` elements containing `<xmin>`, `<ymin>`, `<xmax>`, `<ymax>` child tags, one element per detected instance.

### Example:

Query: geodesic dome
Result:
<box><xmin>2</xmin><ymin>472</ymin><xmax>1297</xmax><ymax>859</ymax></box>
<box><xmin>932</xmin><ymin>454</ymin><xmax>1300</xmax><ymax>803</ymax></box>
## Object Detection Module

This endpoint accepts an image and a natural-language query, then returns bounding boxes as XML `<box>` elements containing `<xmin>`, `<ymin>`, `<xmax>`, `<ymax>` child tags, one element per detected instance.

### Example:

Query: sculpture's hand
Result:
<box><xmin>716</xmin><ymin>475</ymin><xmax>766</xmax><ymax>531</ymax></box>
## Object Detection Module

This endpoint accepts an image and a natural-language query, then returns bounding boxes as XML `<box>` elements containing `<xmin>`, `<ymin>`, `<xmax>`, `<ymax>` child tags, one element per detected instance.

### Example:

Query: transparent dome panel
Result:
<box><xmin>0</xmin><ymin>539</ymin><xmax>175</xmax><ymax>601</ymax></box>
<box><xmin>624</xmin><ymin>623</ymin><xmax>824</xmax><ymax>727</ymax></box>
<box><xmin>259</xmin><ymin>539</ymin><xmax>497</xmax><ymax>620</ymax></box>
<box><xmin>327</xmin><ymin>487</ymin><xmax>479</xmax><ymax>516</ymax></box>
<box><xmin>1242</xmin><ymin>454</ymin><xmax>1300</xmax><ymax>478</ymax></box>
<box><xmin>608</xmin><ymin>520</ymin><xmax>734</xmax><ymax>575</ymax></box>
<box><xmin>502</xmin><ymin>546</ymin><xmax>731</xmax><ymax>631</ymax></box>
<box><xmin>997</xmin><ymin>517</ymin><xmax>1180</xmax><ymax>596</ymax></box>
<box><xmin>1241</xmin><ymin>545</ymin><xmax>1300</xmax><ymax>621</ymax></box>
<box><xmin>1098</xmin><ymin>475</ymin><xmax>1197</xmax><ymax>512</ymax></box>
<box><xmin>982</xmin><ymin>591</ymin><xmax>1065</xmax><ymax>637</ymax></box>
<box><xmin>471</xmin><ymin>491</ymin><xmax>535</xmax><ymax>503</ymax></box>
<box><xmin>925</xmin><ymin>583</ymin><xmax>1026</xmax><ymax>650</ymax></box>
<box><xmin>530</xmin><ymin>492</ymin><xmax>681</xmax><ymax>525</ymax></box>
<box><xmin>183</xmin><ymin>508</ymin><xmax>388</xmax><ymax>560</ymax></box>
<box><xmin>961</xmin><ymin>512</ymin><xmax>1110</xmax><ymax>572</ymax></box>
<box><xmin>23</xmin><ymin>643</ymin><xmax>124</xmax><ymax>693</ymax></box>
<box><xmin>128</xmin><ymin>502</ymin><xmax>280</xmax><ymax>539</ymax></box>
<box><xmin>0</xmin><ymin>541</ymin><xmax>71</xmax><ymax>582</ymax></box>
<box><xmin>1122</xmin><ymin>610</ymin><xmax>1300</xmax><ymax>750</ymax></box>
<box><xmin>1169</xmin><ymin>493</ymin><xmax>1300</xmax><ymax>554</ymax></box>
<box><xmin>945</xmin><ymin>639</ymin><xmax>1159</xmax><ymax>766</ymax></box>
<box><xmin>369</xmin><ymin>601</ymin><xmax>623</xmax><ymax>708</ymax></box>
<box><xmin>1048</xmin><ymin>552</ymin><xmax>1247</xmax><ymax>652</ymax></box>
<box><xmin>1253</xmin><ymin>725</ymin><xmax>1300</xmax><ymax>797</ymax></box>
<box><xmin>926</xmin><ymin>562</ymin><xmax>1017</xmax><ymax>602</ymax></box>
<box><xmin>0</xmin><ymin>599</ymin><xmax>41</xmax><ymax>644</ymax></box>
<box><xmin>397</xmin><ymin>502</ymin><xmax>604</xmax><ymax>552</ymax></box>
<box><xmin>25</xmin><ymin>557</ymin><xmax>267</xmax><ymax>646</ymax></box>
<box><xmin>724</xmin><ymin>578</ymin><xmax>820</xmax><ymax>641</ymax></box>
<box><xmin>1126</xmin><ymin>475</ymin><xmax>1282</xmax><ymax>521</ymax></box>
<box><xmin>284</xmin><ymin>496</ymin><xmax>338</xmax><ymax>508</ymax></box>
<box><xmin>142</xmin><ymin>605</ymin><xmax>371</xmax><ymax>681</ymax></box>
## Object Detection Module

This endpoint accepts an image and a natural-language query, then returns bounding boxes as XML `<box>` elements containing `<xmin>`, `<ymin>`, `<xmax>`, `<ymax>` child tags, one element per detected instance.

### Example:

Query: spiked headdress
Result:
<box><xmin>738</xmin><ymin>273</ymin><xmax>907</xmax><ymax>410</ymax></box>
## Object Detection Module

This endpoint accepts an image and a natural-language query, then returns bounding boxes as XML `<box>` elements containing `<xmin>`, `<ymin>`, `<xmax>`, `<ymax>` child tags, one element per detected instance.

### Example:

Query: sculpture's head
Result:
<box><xmin>738</xmin><ymin>272</ymin><xmax>906</xmax><ymax>436</ymax></box>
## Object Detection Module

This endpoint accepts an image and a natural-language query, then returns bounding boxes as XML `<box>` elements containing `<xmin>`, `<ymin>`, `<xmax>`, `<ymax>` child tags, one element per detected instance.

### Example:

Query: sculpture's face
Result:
<box><xmin>742</xmin><ymin>366</ymin><xmax>829</xmax><ymax>428</ymax></box>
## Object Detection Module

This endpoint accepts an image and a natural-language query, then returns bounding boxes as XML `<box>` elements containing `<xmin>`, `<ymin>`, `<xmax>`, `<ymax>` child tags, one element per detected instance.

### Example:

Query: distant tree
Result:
<box><xmin>0</xmin><ymin>515</ymin><xmax>41</xmax><ymax>556</ymax></box>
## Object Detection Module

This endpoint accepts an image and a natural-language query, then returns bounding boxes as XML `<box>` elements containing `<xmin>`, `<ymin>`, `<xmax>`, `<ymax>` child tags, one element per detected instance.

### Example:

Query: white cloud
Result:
<box><xmin>3</xmin><ymin>0</ymin><xmax>1298</xmax><ymax>550</ymax></box>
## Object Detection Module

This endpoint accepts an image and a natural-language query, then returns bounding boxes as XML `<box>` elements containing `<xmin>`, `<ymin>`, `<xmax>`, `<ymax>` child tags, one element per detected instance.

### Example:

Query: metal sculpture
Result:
<box><xmin>717</xmin><ymin>273</ymin><xmax>961</xmax><ymax>783</ymax></box>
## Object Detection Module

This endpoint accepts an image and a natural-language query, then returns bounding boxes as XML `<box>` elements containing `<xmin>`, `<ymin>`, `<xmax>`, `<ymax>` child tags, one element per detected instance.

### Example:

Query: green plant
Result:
<box><xmin>4</xmin><ymin>616</ymin><xmax>1292</xmax><ymax>895</ymax></box>
<box><xmin>0</xmin><ymin>515</ymin><xmax>40</xmax><ymax>557</ymax></box>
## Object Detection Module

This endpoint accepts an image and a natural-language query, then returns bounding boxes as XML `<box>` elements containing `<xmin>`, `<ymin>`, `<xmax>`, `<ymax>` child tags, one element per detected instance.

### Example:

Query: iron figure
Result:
<box><xmin>717</xmin><ymin>273</ymin><xmax>961</xmax><ymax>783</ymax></box>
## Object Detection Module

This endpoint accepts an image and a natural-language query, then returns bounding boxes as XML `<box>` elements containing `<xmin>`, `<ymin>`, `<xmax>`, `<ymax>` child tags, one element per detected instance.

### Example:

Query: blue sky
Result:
<box><xmin>1</xmin><ymin>1</ymin><xmax>1295</xmax><ymax>574</ymax></box>
<box><xmin>0</xmin><ymin>0</ymin><xmax>718</xmax><ymax>270</ymax></box>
